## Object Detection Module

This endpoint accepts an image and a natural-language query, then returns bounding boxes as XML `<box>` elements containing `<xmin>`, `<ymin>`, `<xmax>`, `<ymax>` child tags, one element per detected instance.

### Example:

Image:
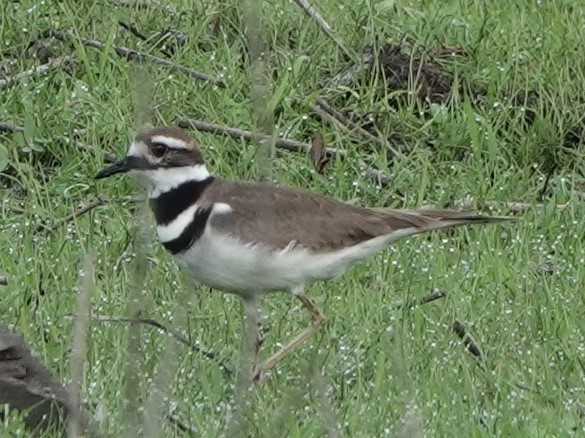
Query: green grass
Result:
<box><xmin>1</xmin><ymin>0</ymin><xmax>585</xmax><ymax>436</ymax></box>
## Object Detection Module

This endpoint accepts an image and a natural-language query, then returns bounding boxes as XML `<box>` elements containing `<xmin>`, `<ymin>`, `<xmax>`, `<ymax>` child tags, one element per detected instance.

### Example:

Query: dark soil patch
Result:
<box><xmin>376</xmin><ymin>43</ymin><xmax>454</xmax><ymax>104</ymax></box>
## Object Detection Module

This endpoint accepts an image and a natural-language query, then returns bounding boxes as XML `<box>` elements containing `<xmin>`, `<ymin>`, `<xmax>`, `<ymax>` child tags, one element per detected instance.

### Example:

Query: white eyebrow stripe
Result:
<box><xmin>151</xmin><ymin>135</ymin><xmax>189</xmax><ymax>149</ymax></box>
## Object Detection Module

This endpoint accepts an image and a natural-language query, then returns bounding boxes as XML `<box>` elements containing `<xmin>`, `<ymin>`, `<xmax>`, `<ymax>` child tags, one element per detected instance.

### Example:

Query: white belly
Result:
<box><xmin>172</xmin><ymin>229</ymin><xmax>316</xmax><ymax>296</ymax></box>
<box><xmin>169</xmin><ymin>226</ymin><xmax>414</xmax><ymax>297</ymax></box>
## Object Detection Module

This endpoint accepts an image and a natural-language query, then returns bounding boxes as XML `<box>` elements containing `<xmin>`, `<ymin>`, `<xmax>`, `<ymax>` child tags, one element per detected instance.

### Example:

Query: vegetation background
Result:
<box><xmin>1</xmin><ymin>0</ymin><xmax>584</xmax><ymax>436</ymax></box>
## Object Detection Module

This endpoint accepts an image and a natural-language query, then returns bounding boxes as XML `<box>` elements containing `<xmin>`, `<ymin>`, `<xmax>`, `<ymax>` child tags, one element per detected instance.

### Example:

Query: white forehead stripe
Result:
<box><xmin>128</xmin><ymin>140</ymin><xmax>147</xmax><ymax>157</ymax></box>
<box><xmin>151</xmin><ymin>135</ymin><xmax>189</xmax><ymax>149</ymax></box>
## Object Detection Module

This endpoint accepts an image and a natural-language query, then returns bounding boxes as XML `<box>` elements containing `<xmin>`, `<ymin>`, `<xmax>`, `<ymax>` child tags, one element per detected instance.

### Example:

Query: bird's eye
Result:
<box><xmin>150</xmin><ymin>143</ymin><xmax>169</xmax><ymax>158</ymax></box>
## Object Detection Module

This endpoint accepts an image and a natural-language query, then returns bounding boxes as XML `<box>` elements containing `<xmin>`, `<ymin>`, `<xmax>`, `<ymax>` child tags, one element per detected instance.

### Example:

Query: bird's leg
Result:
<box><xmin>254</xmin><ymin>294</ymin><xmax>326</xmax><ymax>383</ymax></box>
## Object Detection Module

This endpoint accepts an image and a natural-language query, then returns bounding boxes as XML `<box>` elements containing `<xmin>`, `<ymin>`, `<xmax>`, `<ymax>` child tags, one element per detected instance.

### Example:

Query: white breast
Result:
<box><xmin>169</xmin><ymin>222</ymin><xmax>417</xmax><ymax>297</ymax></box>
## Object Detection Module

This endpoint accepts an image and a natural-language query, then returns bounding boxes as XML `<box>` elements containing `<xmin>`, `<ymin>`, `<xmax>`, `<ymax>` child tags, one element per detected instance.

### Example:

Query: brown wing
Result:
<box><xmin>203</xmin><ymin>180</ymin><xmax>513</xmax><ymax>252</ymax></box>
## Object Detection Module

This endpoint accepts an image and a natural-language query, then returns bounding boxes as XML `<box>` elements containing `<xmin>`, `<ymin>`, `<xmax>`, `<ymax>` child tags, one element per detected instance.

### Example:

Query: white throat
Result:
<box><xmin>134</xmin><ymin>163</ymin><xmax>211</xmax><ymax>198</ymax></box>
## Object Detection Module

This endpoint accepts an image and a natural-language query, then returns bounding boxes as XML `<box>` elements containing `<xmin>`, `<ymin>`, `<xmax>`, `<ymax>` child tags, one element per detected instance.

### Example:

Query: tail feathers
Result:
<box><xmin>411</xmin><ymin>209</ymin><xmax>516</xmax><ymax>223</ymax></box>
<box><xmin>371</xmin><ymin>208</ymin><xmax>517</xmax><ymax>234</ymax></box>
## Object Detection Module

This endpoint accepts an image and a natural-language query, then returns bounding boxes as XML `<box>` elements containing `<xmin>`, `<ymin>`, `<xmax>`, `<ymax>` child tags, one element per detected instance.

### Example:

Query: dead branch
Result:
<box><xmin>118</xmin><ymin>21</ymin><xmax>174</xmax><ymax>58</ymax></box>
<box><xmin>4</xmin><ymin>204</ymin><xmax>25</xmax><ymax>214</ymax></box>
<box><xmin>320</xmin><ymin>50</ymin><xmax>374</xmax><ymax>89</ymax></box>
<box><xmin>0</xmin><ymin>276</ymin><xmax>7</xmax><ymax>285</ymax></box>
<box><xmin>118</xmin><ymin>21</ymin><xmax>148</xmax><ymax>41</ymax></box>
<box><xmin>358</xmin><ymin>163</ymin><xmax>391</xmax><ymax>185</ymax></box>
<box><xmin>452</xmin><ymin>320</ymin><xmax>482</xmax><ymax>358</ymax></box>
<box><xmin>177</xmin><ymin>118</ymin><xmax>393</xmax><ymax>185</ymax></box>
<box><xmin>166</xmin><ymin>412</ymin><xmax>197</xmax><ymax>435</ymax></box>
<box><xmin>420</xmin><ymin>289</ymin><xmax>446</xmax><ymax>304</ymax></box>
<box><xmin>311</xmin><ymin>97</ymin><xmax>401</xmax><ymax>158</ymax></box>
<box><xmin>105</xmin><ymin>0</ymin><xmax>156</xmax><ymax>8</ymax></box>
<box><xmin>41</xmin><ymin>29</ymin><xmax>225</xmax><ymax>88</ymax></box>
<box><xmin>0</xmin><ymin>122</ymin><xmax>24</xmax><ymax>133</ymax></box>
<box><xmin>91</xmin><ymin>316</ymin><xmax>232</xmax><ymax>376</ymax></box>
<box><xmin>37</xmin><ymin>195</ymin><xmax>108</xmax><ymax>232</ymax></box>
<box><xmin>400</xmin><ymin>289</ymin><xmax>447</xmax><ymax>309</ymax></box>
<box><xmin>177</xmin><ymin>117</ymin><xmax>342</xmax><ymax>156</ymax></box>
<box><xmin>0</xmin><ymin>55</ymin><xmax>74</xmax><ymax>89</ymax></box>
<box><xmin>290</xmin><ymin>0</ymin><xmax>354</xmax><ymax>62</ymax></box>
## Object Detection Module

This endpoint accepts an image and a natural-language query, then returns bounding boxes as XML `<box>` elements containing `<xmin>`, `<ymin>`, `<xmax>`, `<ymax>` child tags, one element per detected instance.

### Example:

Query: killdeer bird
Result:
<box><xmin>95</xmin><ymin>126</ymin><xmax>513</xmax><ymax>380</ymax></box>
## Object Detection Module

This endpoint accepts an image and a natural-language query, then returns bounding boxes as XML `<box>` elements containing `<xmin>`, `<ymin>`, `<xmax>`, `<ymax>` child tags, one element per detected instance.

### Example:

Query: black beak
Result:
<box><xmin>95</xmin><ymin>158</ymin><xmax>130</xmax><ymax>179</ymax></box>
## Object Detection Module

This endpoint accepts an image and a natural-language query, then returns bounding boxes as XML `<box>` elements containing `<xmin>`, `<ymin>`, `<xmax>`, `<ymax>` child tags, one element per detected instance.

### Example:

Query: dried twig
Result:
<box><xmin>177</xmin><ymin>118</ymin><xmax>341</xmax><ymax>156</ymax></box>
<box><xmin>311</xmin><ymin>97</ymin><xmax>401</xmax><ymax>158</ymax></box>
<box><xmin>118</xmin><ymin>21</ymin><xmax>174</xmax><ymax>58</ymax></box>
<box><xmin>121</xmin><ymin>208</ymin><xmax>150</xmax><ymax>434</ymax></box>
<box><xmin>309</xmin><ymin>134</ymin><xmax>330</xmax><ymax>173</ymax></box>
<box><xmin>0</xmin><ymin>55</ymin><xmax>74</xmax><ymax>89</ymax></box>
<box><xmin>37</xmin><ymin>195</ymin><xmax>108</xmax><ymax>232</ymax></box>
<box><xmin>452</xmin><ymin>320</ymin><xmax>482</xmax><ymax>358</ymax></box>
<box><xmin>144</xmin><ymin>299</ymin><xmax>188</xmax><ymax>438</ymax></box>
<box><xmin>0</xmin><ymin>122</ymin><xmax>24</xmax><ymax>133</ymax></box>
<box><xmin>0</xmin><ymin>276</ymin><xmax>7</xmax><ymax>285</ymax></box>
<box><xmin>242</xmin><ymin>0</ymin><xmax>273</xmax><ymax>182</ymax></box>
<box><xmin>118</xmin><ymin>21</ymin><xmax>148</xmax><ymax>41</ymax></box>
<box><xmin>166</xmin><ymin>413</ymin><xmax>197</xmax><ymax>435</ymax></box>
<box><xmin>400</xmin><ymin>289</ymin><xmax>447</xmax><ymax>309</ymax></box>
<box><xmin>91</xmin><ymin>316</ymin><xmax>232</xmax><ymax>376</ymax></box>
<box><xmin>42</xmin><ymin>29</ymin><xmax>225</xmax><ymax>88</ymax></box>
<box><xmin>225</xmin><ymin>297</ymin><xmax>260</xmax><ymax>435</ymax></box>
<box><xmin>177</xmin><ymin>118</ymin><xmax>393</xmax><ymax>185</ymax></box>
<box><xmin>290</xmin><ymin>0</ymin><xmax>354</xmax><ymax>62</ymax></box>
<box><xmin>68</xmin><ymin>252</ymin><xmax>95</xmax><ymax>437</ymax></box>
<box><xmin>320</xmin><ymin>50</ymin><xmax>374</xmax><ymax>89</ymax></box>
<box><xmin>106</xmin><ymin>0</ymin><xmax>156</xmax><ymax>8</ymax></box>
<box><xmin>420</xmin><ymin>289</ymin><xmax>446</xmax><ymax>305</ymax></box>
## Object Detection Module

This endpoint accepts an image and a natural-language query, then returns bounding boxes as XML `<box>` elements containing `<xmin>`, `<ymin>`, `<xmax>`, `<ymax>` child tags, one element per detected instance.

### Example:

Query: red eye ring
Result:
<box><xmin>151</xmin><ymin>142</ymin><xmax>168</xmax><ymax>158</ymax></box>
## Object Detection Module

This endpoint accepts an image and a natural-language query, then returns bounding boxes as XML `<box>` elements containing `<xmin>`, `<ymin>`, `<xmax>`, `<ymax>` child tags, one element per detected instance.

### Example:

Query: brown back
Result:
<box><xmin>203</xmin><ymin>180</ymin><xmax>503</xmax><ymax>252</ymax></box>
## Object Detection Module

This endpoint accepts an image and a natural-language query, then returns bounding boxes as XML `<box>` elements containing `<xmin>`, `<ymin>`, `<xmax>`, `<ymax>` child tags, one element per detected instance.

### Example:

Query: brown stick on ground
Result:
<box><xmin>0</xmin><ymin>122</ymin><xmax>24</xmax><ymax>133</ymax></box>
<box><xmin>90</xmin><ymin>316</ymin><xmax>232</xmax><ymax>376</ymax></box>
<box><xmin>36</xmin><ymin>195</ymin><xmax>108</xmax><ymax>232</ymax></box>
<box><xmin>311</xmin><ymin>97</ymin><xmax>402</xmax><ymax>158</ymax></box>
<box><xmin>118</xmin><ymin>21</ymin><xmax>174</xmax><ymax>58</ymax></box>
<box><xmin>107</xmin><ymin>0</ymin><xmax>155</xmax><ymax>7</ymax></box>
<box><xmin>0</xmin><ymin>55</ymin><xmax>74</xmax><ymax>89</ymax></box>
<box><xmin>177</xmin><ymin>118</ymin><xmax>342</xmax><ymax>156</ymax></box>
<box><xmin>452</xmin><ymin>320</ymin><xmax>482</xmax><ymax>358</ymax></box>
<box><xmin>177</xmin><ymin>118</ymin><xmax>394</xmax><ymax>185</ymax></box>
<box><xmin>41</xmin><ymin>29</ymin><xmax>225</xmax><ymax>88</ymax></box>
<box><xmin>290</xmin><ymin>0</ymin><xmax>355</xmax><ymax>62</ymax></box>
<box><xmin>399</xmin><ymin>289</ymin><xmax>447</xmax><ymax>309</ymax></box>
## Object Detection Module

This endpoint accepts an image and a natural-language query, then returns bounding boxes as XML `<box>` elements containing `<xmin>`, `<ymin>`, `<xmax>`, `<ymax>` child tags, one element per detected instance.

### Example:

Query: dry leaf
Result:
<box><xmin>310</xmin><ymin>134</ymin><xmax>330</xmax><ymax>174</ymax></box>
